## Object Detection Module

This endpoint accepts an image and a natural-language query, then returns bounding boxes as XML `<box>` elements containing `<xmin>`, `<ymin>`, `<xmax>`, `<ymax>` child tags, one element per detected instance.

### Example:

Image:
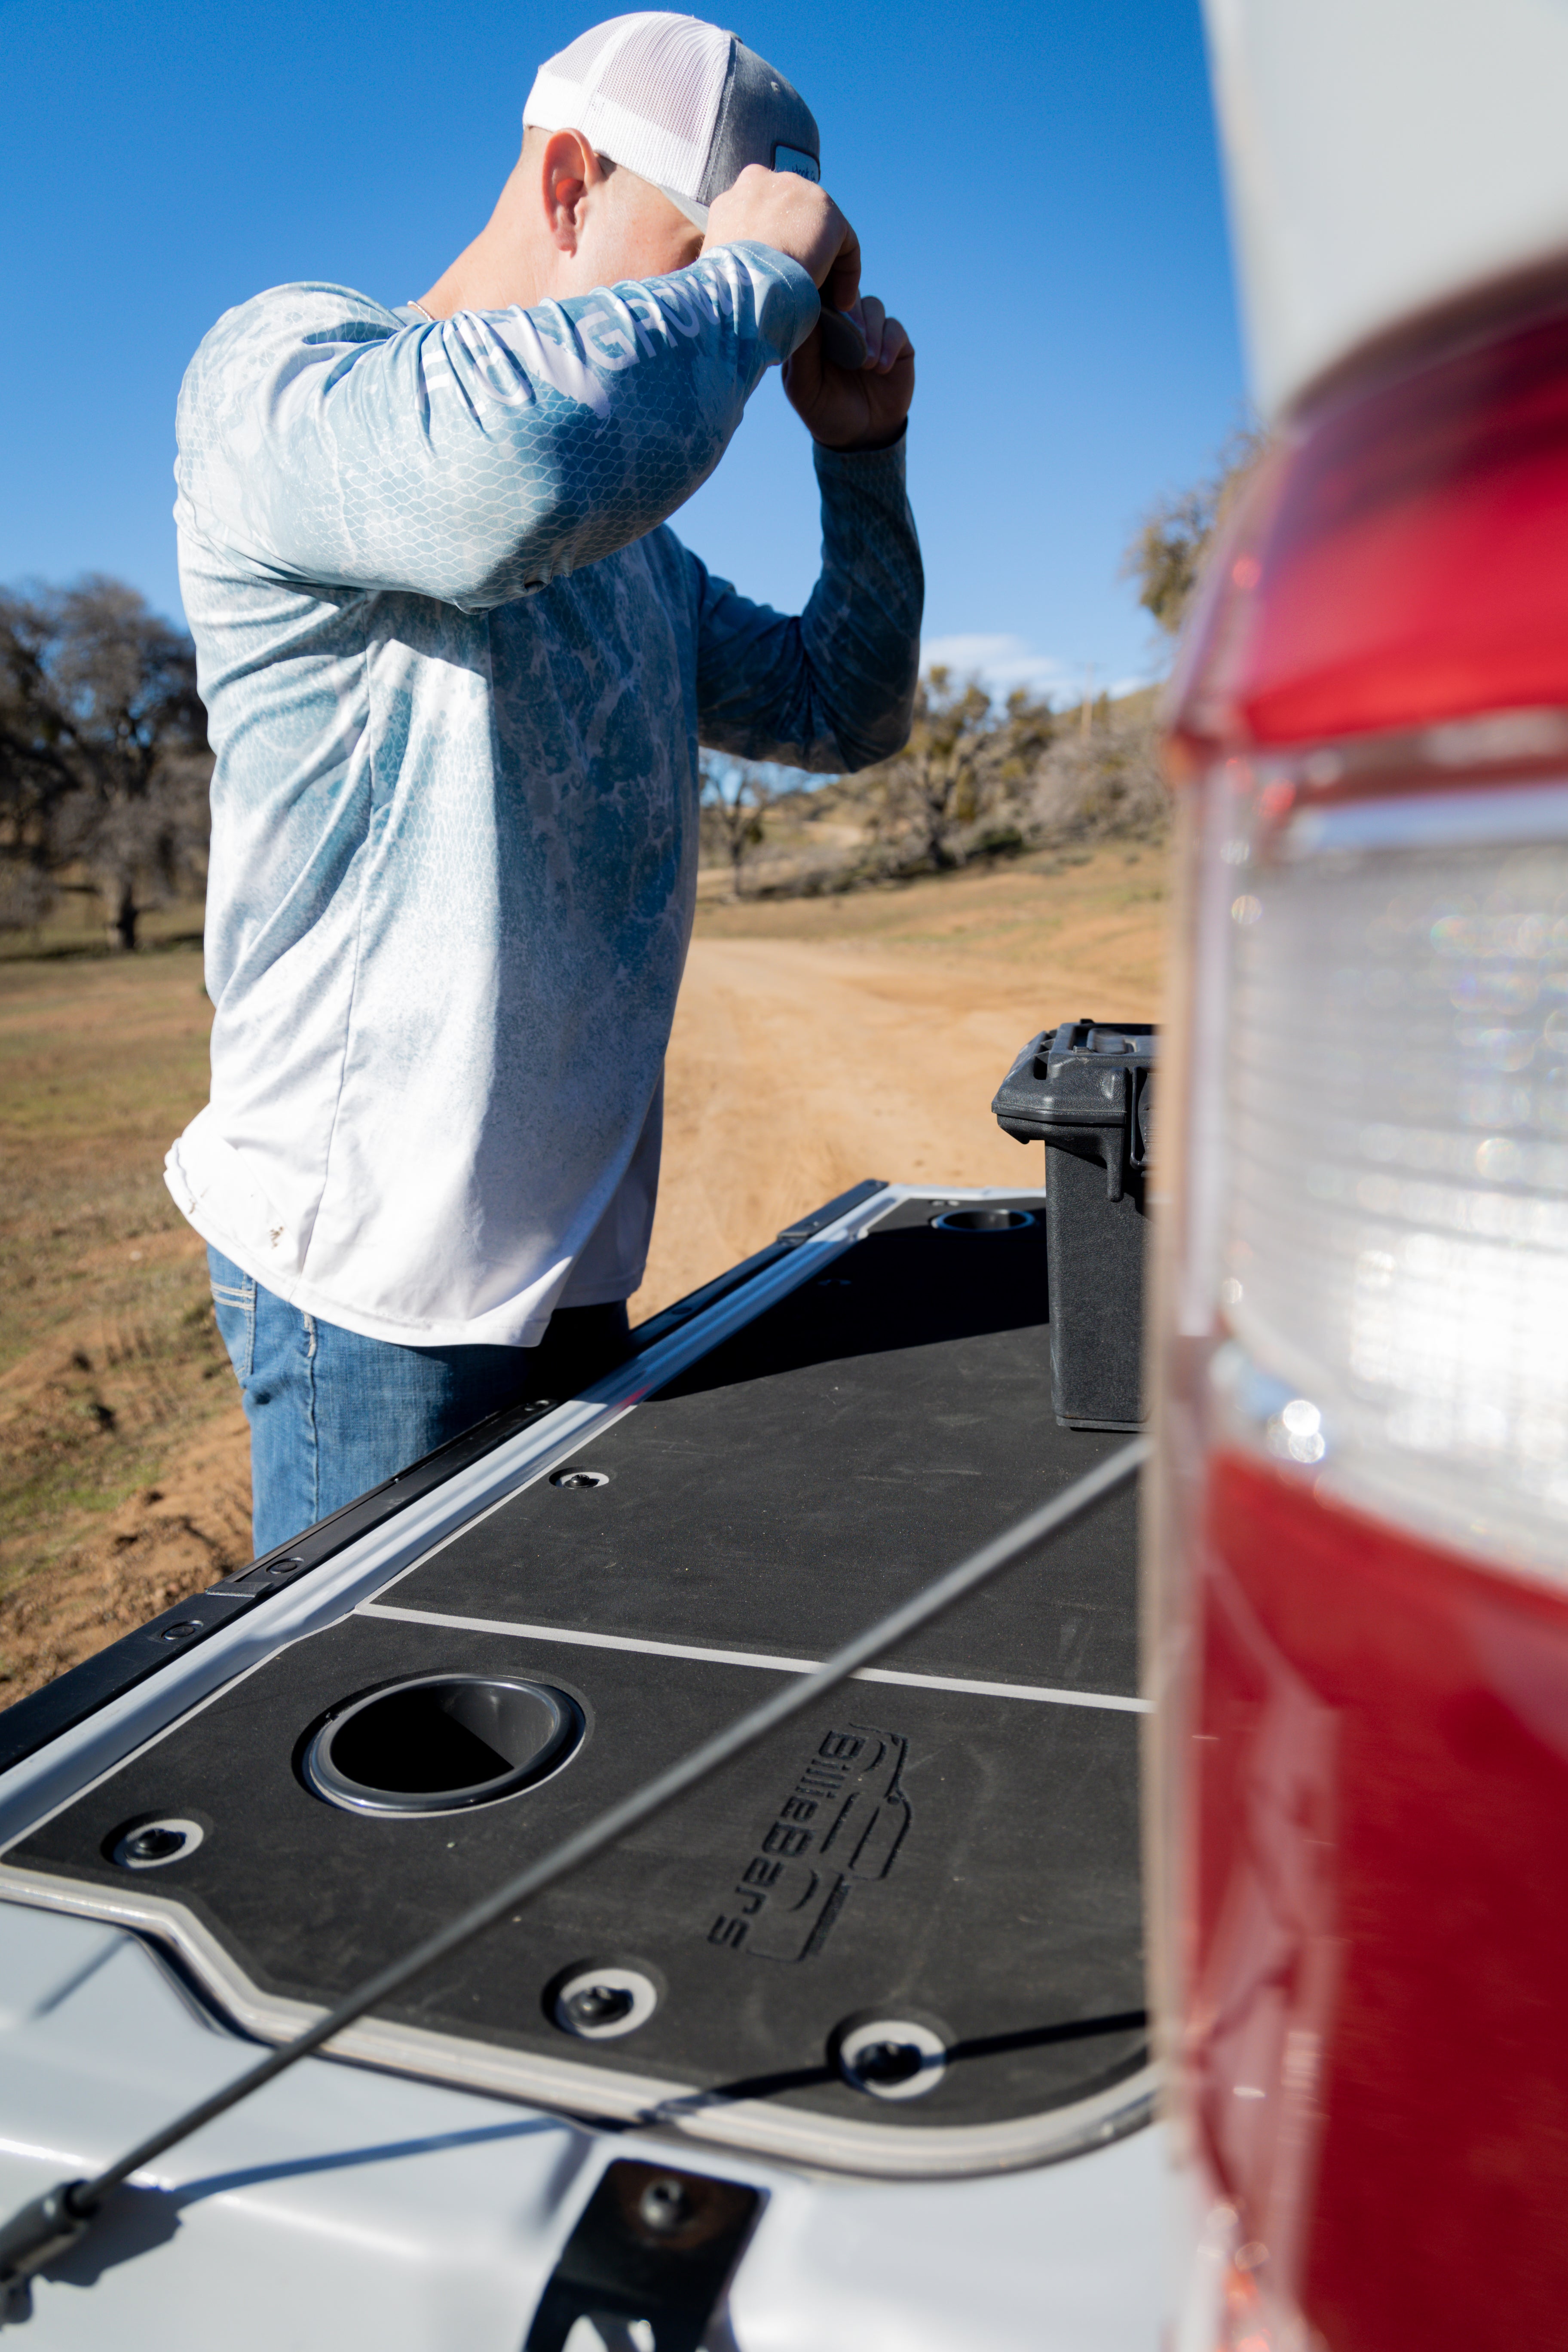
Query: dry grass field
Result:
<box><xmin>0</xmin><ymin>843</ymin><xmax>1168</xmax><ymax>1703</ymax></box>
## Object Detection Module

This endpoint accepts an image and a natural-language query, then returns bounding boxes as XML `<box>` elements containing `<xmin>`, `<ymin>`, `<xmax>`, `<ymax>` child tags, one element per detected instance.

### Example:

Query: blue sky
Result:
<box><xmin>1</xmin><ymin>0</ymin><xmax>1244</xmax><ymax>705</ymax></box>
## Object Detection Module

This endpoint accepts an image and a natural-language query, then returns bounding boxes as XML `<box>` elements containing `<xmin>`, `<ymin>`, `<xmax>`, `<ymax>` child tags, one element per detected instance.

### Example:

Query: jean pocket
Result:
<box><xmin>208</xmin><ymin>1249</ymin><xmax>256</xmax><ymax>1384</ymax></box>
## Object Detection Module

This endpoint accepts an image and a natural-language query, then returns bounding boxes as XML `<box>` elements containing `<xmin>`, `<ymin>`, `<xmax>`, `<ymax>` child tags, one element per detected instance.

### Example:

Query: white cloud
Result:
<box><xmin>920</xmin><ymin>634</ymin><xmax>1162</xmax><ymax>708</ymax></box>
<box><xmin>919</xmin><ymin>633</ymin><xmax>1069</xmax><ymax>700</ymax></box>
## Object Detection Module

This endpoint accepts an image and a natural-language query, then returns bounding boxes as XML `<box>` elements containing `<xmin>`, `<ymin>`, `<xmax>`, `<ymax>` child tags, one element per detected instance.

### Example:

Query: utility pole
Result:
<box><xmin>1080</xmin><ymin>663</ymin><xmax>1096</xmax><ymax>738</ymax></box>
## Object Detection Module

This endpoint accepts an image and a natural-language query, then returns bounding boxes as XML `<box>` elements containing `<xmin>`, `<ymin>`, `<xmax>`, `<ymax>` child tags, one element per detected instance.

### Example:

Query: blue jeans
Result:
<box><xmin>208</xmin><ymin>1249</ymin><xmax>631</xmax><ymax>1558</ymax></box>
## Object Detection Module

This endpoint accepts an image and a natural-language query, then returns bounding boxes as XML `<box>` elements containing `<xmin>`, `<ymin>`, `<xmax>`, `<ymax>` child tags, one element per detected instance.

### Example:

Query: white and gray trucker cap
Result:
<box><xmin>523</xmin><ymin>12</ymin><xmax>821</xmax><ymax>230</ymax></box>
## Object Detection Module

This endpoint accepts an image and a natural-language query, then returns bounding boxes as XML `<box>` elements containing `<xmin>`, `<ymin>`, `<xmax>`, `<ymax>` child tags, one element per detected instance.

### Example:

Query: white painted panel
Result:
<box><xmin>0</xmin><ymin>1905</ymin><xmax>1163</xmax><ymax>2349</ymax></box>
<box><xmin>1204</xmin><ymin>0</ymin><xmax>1568</xmax><ymax>414</ymax></box>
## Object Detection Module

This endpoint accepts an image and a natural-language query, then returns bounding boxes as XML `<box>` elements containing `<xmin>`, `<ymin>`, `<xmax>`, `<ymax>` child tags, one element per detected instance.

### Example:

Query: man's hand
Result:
<box><xmin>700</xmin><ymin>167</ymin><xmax>914</xmax><ymax>453</ymax></box>
<box><xmin>702</xmin><ymin>164</ymin><xmax>859</xmax><ymax>311</ymax></box>
<box><xmin>781</xmin><ymin>294</ymin><xmax>914</xmax><ymax>452</ymax></box>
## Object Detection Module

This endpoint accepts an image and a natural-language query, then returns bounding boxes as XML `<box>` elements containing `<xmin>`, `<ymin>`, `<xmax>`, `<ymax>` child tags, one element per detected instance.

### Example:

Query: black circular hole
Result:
<box><xmin>931</xmin><ymin>1207</ymin><xmax>1035</xmax><ymax>1233</ymax></box>
<box><xmin>303</xmin><ymin>1676</ymin><xmax>583</xmax><ymax>1814</ymax></box>
<box><xmin>854</xmin><ymin>2039</ymin><xmax>926</xmax><ymax>2086</ymax></box>
<box><xmin>550</xmin><ymin>1467</ymin><xmax>610</xmax><ymax>1490</ymax></box>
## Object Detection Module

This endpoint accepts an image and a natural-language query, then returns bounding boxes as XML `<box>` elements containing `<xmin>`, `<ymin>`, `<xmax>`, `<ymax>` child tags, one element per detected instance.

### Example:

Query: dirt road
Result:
<box><xmin>639</xmin><ymin>916</ymin><xmax>1160</xmax><ymax>1312</ymax></box>
<box><xmin>0</xmin><ymin>848</ymin><xmax>1167</xmax><ymax>1699</ymax></box>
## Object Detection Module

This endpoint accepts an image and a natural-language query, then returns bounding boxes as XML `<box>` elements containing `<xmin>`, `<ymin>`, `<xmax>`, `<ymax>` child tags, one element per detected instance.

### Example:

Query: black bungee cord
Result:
<box><xmin>0</xmin><ymin>1438</ymin><xmax>1148</xmax><ymax>2301</ymax></box>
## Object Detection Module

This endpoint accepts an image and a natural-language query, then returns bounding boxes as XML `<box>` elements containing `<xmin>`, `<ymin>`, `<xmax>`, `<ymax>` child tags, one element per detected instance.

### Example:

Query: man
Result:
<box><xmin>167</xmin><ymin>12</ymin><xmax>921</xmax><ymax>1554</ymax></box>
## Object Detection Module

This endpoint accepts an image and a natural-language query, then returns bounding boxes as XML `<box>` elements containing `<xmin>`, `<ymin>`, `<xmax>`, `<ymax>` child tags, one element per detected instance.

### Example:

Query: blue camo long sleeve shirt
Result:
<box><xmin>164</xmin><ymin>242</ymin><xmax>922</xmax><ymax>1347</ymax></box>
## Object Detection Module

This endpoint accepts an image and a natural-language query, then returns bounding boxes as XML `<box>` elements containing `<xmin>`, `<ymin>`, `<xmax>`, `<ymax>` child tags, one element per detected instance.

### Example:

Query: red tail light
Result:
<box><xmin>1155</xmin><ymin>285</ymin><xmax>1568</xmax><ymax>2352</ymax></box>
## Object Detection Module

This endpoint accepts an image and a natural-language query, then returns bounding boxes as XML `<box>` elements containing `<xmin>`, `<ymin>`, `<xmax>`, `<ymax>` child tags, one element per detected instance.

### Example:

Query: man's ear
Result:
<box><xmin>540</xmin><ymin>128</ymin><xmax>606</xmax><ymax>256</ymax></box>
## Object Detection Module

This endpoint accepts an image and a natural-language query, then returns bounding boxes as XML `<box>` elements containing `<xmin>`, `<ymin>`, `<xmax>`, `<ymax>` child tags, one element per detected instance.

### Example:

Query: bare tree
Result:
<box><xmin>872</xmin><ymin>667</ymin><xmax>1005</xmax><ymax>871</ymax></box>
<box><xmin>0</xmin><ymin>576</ymin><xmax>211</xmax><ymax>949</ymax></box>
<box><xmin>699</xmin><ymin>756</ymin><xmax>774</xmax><ymax>896</ymax></box>
<box><xmin>995</xmin><ymin>686</ymin><xmax>1057</xmax><ymax>791</ymax></box>
<box><xmin>1123</xmin><ymin>426</ymin><xmax>1269</xmax><ymax>638</ymax></box>
<box><xmin>1027</xmin><ymin>696</ymin><xmax>1168</xmax><ymax>845</ymax></box>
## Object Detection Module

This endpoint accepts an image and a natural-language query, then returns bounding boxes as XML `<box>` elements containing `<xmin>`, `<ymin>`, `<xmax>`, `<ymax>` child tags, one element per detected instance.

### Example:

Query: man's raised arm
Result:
<box><xmin>688</xmin><ymin>184</ymin><xmax>922</xmax><ymax>774</ymax></box>
<box><xmin>174</xmin><ymin>245</ymin><xmax>819</xmax><ymax>612</ymax></box>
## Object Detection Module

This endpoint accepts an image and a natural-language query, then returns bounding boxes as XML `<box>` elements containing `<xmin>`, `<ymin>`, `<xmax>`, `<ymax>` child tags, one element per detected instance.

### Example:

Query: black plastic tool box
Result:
<box><xmin>992</xmin><ymin>1023</ymin><xmax>1156</xmax><ymax>1431</ymax></box>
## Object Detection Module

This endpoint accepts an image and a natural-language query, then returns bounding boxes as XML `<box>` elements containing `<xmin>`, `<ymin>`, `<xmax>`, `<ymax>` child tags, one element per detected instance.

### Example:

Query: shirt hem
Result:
<box><xmin>172</xmin><ymin>1177</ymin><xmax>638</xmax><ymax>1352</ymax></box>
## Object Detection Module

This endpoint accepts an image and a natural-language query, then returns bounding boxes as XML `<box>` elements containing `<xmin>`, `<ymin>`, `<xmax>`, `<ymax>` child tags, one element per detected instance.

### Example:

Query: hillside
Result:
<box><xmin>702</xmin><ymin>681</ymin><xmax>1167</xmax><ymax>900</ymax></box>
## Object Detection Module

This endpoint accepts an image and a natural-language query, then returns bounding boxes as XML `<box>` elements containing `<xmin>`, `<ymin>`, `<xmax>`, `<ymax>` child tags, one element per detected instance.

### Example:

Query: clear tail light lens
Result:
<box><xmin>1215</xmin><ymin>768</ymin><xmax>1568</xmax><ymax>1580</ymax></box>
<box><xmin>1155</xmin><ymin>288</ymin><xmax>1568</xmax><ymax>2352</ymax></box>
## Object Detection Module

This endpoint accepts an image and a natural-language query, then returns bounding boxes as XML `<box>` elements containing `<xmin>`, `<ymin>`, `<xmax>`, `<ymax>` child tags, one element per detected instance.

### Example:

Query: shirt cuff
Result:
<box><xmin>812</xmin><ymin>426</ymin><xmax>909</xmax><ymax>480</ymax></box>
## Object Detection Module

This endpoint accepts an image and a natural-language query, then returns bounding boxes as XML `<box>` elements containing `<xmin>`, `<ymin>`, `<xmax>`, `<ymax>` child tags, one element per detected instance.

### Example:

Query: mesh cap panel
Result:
<box><xmin>546</xmin><ymin>20</ymin><xmax>625</xmax><ymax>80</ymax></box>
<box><xmin>523</xmin><ymin>12</ymin><xmax>818</xmax><ymax>221</ymax></box>
<box><xmin>595</xmin><ymin>13</ymin><xmax>729</xmax><ymax>146</ymax></box>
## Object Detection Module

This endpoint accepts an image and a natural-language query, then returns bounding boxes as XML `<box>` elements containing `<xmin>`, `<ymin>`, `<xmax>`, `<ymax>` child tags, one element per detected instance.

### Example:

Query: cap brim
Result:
<box><xmin>655</xmin><ymin>181</ymin><xmax>709</xmax><ymax>230</ymax></box>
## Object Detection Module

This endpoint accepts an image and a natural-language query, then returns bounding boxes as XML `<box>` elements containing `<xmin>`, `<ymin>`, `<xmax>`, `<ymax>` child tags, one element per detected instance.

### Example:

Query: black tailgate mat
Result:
<box><xmin>3</xmin><ymin>1201</ymin><xmax>1149</xmax><ymax>2158</ymax></box>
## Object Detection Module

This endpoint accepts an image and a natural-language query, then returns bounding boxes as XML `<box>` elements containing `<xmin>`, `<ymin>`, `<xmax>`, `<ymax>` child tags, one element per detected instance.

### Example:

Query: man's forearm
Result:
<box><xmin>693</xmin><ymin>436</ymin><xmax>922</xmax><ymax>773</ymax></box>
<box><xmin>799</xmin><ymin>438</ymin><xmax>922</xmax><ymax>769</ymax></box>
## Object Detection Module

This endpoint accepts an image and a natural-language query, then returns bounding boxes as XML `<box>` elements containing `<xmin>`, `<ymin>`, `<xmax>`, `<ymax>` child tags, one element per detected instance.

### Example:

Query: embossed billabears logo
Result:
<box><xmin>707</xmin><ymin>1724</ymin><xmax>910</xmax><ymax>1961</ymax></box>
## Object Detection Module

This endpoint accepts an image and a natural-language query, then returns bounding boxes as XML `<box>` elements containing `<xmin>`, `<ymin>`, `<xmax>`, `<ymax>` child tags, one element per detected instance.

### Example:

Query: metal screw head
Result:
<box><xmin>564</xmin><ymin>1982</ymin><xmax>635</xmax><ymax>2031</ymax></box>
<box><xmin>836</xmin><ymin>2015</ymin><xmax>948</xmax><ymax>2100</ymax></box>
<box><xmin>551</xmin><ymin>1963</ymin><xmax>658</xmax><ymax>2040</ymax></box>
<box><xmin>637</xmin><ymin>2177</ymin><xmax>695</xmax><ymax>2234</ymax></box>
<box><xmin>854</xmin><ymin>2039</ymin><xmax>925</xmax><ymax>2087</ymax></box>
<box><xmin>159</xmin><ymin>1621</ymin><xmax>202</xmax><ymax>1642</ymax></box>
<box><xmin>550</xmin><ymin>1468</ymin><xmax>609</xmax><ymax>1490</ymax></box>
<box><xmin>110</xmin><ymin>1816</ymin><xmax>205</xmax><ymax>1870</ymax></box>
<box><xmin>127</xmin><ymin>1826</ymin><xmax>186</xmax><ymax>1863</ymax></box>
